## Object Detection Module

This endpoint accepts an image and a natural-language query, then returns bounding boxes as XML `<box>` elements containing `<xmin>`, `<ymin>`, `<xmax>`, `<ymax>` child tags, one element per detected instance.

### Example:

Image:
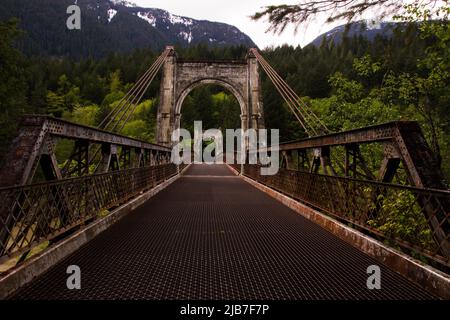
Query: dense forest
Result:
<box><xmin>0</xmin><ymin>8</ymin><xmax>449</xmax><ymax>180</ymax></box>
<box><xmin>0</xmin><ymin>0</ymin><xmax>256</xmax><ymax>59</ymax></box>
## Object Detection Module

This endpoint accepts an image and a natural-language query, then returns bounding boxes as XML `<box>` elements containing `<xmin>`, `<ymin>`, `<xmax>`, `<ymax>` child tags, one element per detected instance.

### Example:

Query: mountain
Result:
<box><xmin>0</xmin><ymin>0</ymin><xmax>256</xmax><ymax>58</ymax></box>
<box><xmin>308</xmin><ymin>20</ymin><xmax>401</xmax><ymax>47</ymax></box>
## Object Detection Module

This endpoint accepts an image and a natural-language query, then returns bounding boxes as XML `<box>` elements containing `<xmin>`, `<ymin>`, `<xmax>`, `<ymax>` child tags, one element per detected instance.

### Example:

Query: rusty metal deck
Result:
<box><xmin>10</xmin><ymin>165</ymin><xmax>435</xmax><ymax>299</ymax></box>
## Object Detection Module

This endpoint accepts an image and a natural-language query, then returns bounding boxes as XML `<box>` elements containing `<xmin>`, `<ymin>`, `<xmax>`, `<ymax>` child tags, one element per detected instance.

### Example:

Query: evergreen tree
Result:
<box><xmin>0</xmin><ymin>19</ymin><xmax>28</xmax><ymax>164</ymax></box>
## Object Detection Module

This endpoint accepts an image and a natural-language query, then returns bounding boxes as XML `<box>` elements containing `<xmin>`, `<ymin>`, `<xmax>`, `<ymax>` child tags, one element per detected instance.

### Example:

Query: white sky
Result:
<box><xmin>131</xmin><ymin>0</ymin><xmax>347</xmax><ymax>48</ymax></box>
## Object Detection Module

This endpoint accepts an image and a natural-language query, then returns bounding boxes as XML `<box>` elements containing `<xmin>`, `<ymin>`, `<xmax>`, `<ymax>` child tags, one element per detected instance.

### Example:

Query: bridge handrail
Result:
<box><xmin>0</xmin><ymin>163</ymin><xmax>178</xmax><ymax>269</ymax></box>
<box><xmin>0</xmin><ymin>164</ymin><xmax>176</xmax><ymax>192</ymax></box>
<box><xmin>176</xmin><ymin>59</ymin><xmax>247</xmax><ymax>64</ymax></box>
<box><xmin>259</xmin><ymin>121</ymin><xmax>414</xmax><ymax>151</ymax></box>
<box><xmin>264</xmin><ymin>168</ymin><xmax>450</xmax><ymax>194</ymax></box>
<box><xmin>241</xmin><ymin>164</ymin><xmax>450</xmax><ymax>271</ymax></box>
<box><xmin>19</xmin><ymin>115</ymin><xmax>171</xmax><ymax>151</ymax></box>
<box><xmin>0</xmin><ymin>115</ymin><xmax>173</xmax><ymax>188</ymax></box>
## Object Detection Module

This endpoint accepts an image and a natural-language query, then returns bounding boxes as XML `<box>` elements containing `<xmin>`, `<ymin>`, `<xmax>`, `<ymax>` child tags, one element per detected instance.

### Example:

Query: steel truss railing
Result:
<box><xmin>0</xmin><ymin>163</ymin><xmax>178</xmax><ymax>264</ymax></box>
<box><xmin>241</xmin><ymin>164</ymin><xmax>450</xmax><ymax>271</ymax></box>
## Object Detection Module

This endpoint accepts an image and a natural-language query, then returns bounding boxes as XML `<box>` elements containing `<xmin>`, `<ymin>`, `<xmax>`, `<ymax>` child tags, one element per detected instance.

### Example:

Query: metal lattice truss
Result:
<box><xmin>247</xmin><ymin>121</ymin><xmax>450</xmax><ymax>267</ymax></box>
<box><xmin>0</xmin><ymin>115</ymin><xmax>172</xmax><ymax>187</ymax></box>
<box><xmin>242</xmin><ymin>164</ymin><xmax>450</xmax><ymax>269</ymax></box>
<box><xmin>0</xmin><ymin>115</ymin><xmax>175</xmax><ymax>263</ymax></box>
<box><xmin>0</xmin><ymin>164</ymin><xmax>178</xmax><ymax>262</ymax></box>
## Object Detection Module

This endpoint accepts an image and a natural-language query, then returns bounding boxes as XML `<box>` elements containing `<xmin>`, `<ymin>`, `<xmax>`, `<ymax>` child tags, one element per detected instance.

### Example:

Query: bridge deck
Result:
<box><xmin>10</xmin><ymin>164</ymin><xmax>434</xmax><ymax>299</ymax></box>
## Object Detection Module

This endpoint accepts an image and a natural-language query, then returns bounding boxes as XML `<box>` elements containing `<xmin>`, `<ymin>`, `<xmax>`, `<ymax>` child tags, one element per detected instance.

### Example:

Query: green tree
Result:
<box><xmin>251</xmin><ymin>0</ymin><xmax>437</xmax><ymax>33</ymax></box>
<box><xmin>392</xmin><ymin>4</ymin><xmax>450</xmax><ymax>169</ymax></box>
<box><xmin>0</xmin><ymin>19</ymin><xmax>28</xmax><ymax>163</ymax></box>
<box><xmin>66</xmin><ymin>105</ymin><xmax>100</xmax><ymax>127</ymax></box>
<box><xmin>122</xmin><ymin>120</ymin><xmax>154</xmax><ymax>141</ymax></box>
<box><xmin>46</xmin><ymin>91</ymin><xmax>65</xmax><ymax>117</ymax></box>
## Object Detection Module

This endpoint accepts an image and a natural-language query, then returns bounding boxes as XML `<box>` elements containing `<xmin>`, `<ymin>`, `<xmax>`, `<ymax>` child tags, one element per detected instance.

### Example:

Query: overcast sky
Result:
<box><xmin>131</xmin><ymin>0</ymin><xmax>348</xmax><ymax>48</ymax></box>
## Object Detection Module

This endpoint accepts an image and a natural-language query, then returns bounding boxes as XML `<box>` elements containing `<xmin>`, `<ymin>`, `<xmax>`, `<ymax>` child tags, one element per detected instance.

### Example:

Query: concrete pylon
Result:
<box><xmin>156</xmin><ymin>47</ymin><xmax>265</xmax><ymax>146</ymax></box>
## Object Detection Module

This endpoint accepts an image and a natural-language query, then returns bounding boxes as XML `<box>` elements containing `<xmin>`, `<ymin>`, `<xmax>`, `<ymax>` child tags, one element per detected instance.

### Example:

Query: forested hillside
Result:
<box><xmin>0</xmin><ymin>0</ymin><xmax>255</xmax><ymax>59</ymax></box>
<box><xmin>0</xmin><ymin>15</ymin><xmax>448</xmax><ymax>180</ymax></box>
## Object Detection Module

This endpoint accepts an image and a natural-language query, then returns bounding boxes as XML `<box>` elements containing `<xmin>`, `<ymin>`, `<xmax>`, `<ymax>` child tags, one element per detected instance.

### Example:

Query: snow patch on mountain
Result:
<box><xmin>365</xmin><ymin>19</ymin><xmax>382</xmax><ymax>30</ymax></box>
<box><xmin>168</xmin><ymin>13</ymin><xmax>193</xmax><ymax>26</ymax></box>
<box><xmin>110</xmin><ymin>0</ymin><xmax>136</xmax><ymax>7</ymax></box>
<box><xmin>137</xmin><ymin>12</ymin><xmax>156</xmax><ymax>27</ymax></box>
<box><xmin>179</xmin><ymin>31</ymin><xmax>193</xmax><ymax>43</ymax></box>
<box><xmin>107</xmin><ymin>9</ymin><xmax>117</xmax><ymax>22</ymax></box>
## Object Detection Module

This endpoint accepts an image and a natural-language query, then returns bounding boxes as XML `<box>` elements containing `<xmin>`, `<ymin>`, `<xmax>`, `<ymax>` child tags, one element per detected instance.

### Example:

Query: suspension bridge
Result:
<box><xmin>0</xmin><ymin>47</ymin><xmax>448</xmax><ymax>300</ymax></box>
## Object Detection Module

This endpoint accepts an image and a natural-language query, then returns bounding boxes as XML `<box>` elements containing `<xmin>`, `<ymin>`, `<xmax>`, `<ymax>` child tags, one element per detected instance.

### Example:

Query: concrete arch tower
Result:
<box><xmin>156</xmin><ymin>47</ymin><xmax>265</xmax><ymax>146</ymax></box>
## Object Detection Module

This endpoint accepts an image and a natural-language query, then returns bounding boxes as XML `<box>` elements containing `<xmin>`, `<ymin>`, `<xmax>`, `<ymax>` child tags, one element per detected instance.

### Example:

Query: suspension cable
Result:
<box><xmin>99</xmin><ymin>47</ymin><xmax>172</xmax><ymax>132</ymax></box>
<box><xmin>86</xmin><ymin>48</ymin><xmax>172</xmax><ymax>173</ymax></box>
<box><xmin>250</xmin><ymin>48</ymin><xmax>329</xmax><ymax>137</ymax></box>
<box><xmin>254</xmin><ymin>53</ymin><xmax>315</xmax><ymax>135</ymax></box>
<box><xmin>116</xmin><ymin>56</ymin><xmax>166</xmax><ymax>132</ymax></box>
<box><xmin>99</xmin><ymin>58</ymin><xmax>158</xmax><ymax>129</ymax></box>
<box><xmin>256</xmin><ymin>51</ymin><xmax>328</xmax><ymax>133</ymax></box>
<box><xmin>109</xmin><ymin>53</ymin><xmax>167</xmax><ymax>133</ymax></box>
<box><xmin>251</xmin><ymin>49</ymin><xmax>323</xmax><ymax>135</ymax></box>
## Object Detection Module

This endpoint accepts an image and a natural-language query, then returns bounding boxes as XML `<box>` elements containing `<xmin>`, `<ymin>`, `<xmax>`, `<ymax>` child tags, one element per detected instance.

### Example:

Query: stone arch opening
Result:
<box><xmin>156</xmin><ymin>48</ymin><xmax>264</xmax><ymax>146</ymax></box>
<box><xmin>175</xmin><ymin>79</ymin><xmax>246</xmax><ymax>133</ymax></box>
<box><xmin>176</xmin><ymin>79</ymin><xmax>246</xmax><ymax>115</ymax></box>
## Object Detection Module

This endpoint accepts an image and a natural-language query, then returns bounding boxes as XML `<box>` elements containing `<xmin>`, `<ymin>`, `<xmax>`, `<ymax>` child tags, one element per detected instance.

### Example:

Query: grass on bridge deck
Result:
<box><xmin>10</xmin><ymin>164</ymin><xmax>435</xmax><ymax>300</ymax></box>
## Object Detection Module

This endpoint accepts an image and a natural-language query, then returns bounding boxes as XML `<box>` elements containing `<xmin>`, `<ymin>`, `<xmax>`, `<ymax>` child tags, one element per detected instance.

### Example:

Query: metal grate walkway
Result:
<box><xmin>10</xmin><ymin>164</ymin><xmax>435</xmax><ymax>299</ymax></box>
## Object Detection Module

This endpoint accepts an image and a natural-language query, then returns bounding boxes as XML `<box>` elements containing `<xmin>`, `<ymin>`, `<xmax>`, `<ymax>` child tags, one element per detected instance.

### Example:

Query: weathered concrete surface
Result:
<box><xmin>157</xmin><ymin>49</ymin><xmax>264</xmax><ymax>145</ymax></box>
